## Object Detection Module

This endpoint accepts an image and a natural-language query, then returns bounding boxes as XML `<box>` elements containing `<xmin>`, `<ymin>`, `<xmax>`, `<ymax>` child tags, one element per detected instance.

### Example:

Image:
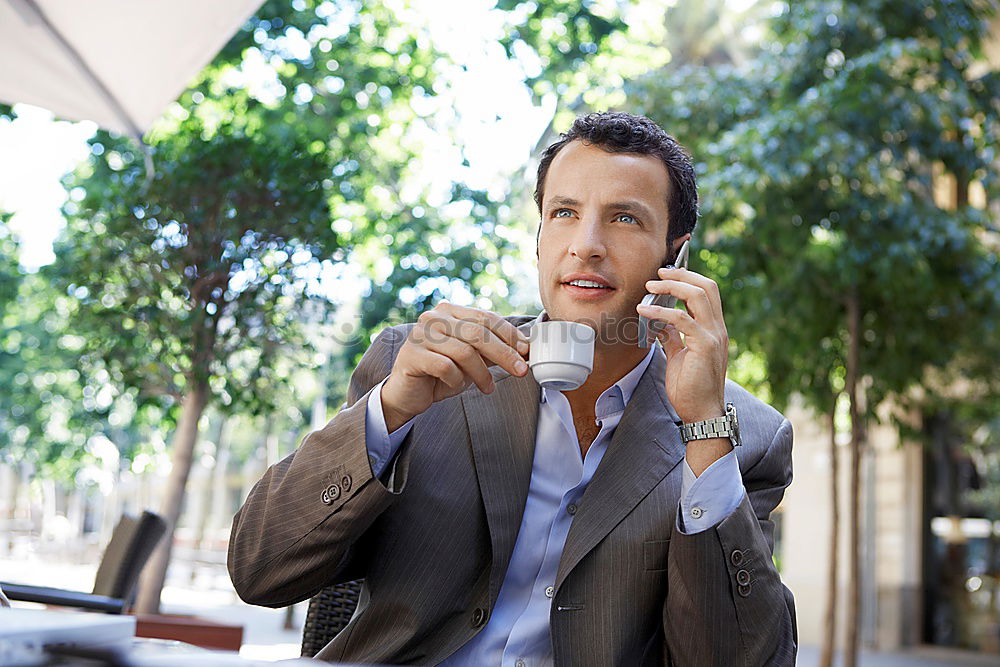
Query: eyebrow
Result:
<box><xmin>547</xmin><ymin>196</ymin><xmax>581</xmax><ymax>209</ymax></box>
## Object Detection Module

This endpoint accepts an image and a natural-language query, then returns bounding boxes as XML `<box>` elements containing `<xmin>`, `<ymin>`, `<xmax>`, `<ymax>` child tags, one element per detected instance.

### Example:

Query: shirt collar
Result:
<box><xmin>616</xmin><ymin>344</ymin><xmax>656</xmax><ymax>405</ymax></box>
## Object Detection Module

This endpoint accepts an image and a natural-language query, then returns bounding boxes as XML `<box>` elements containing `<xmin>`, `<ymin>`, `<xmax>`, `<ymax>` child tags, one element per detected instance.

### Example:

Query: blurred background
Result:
<box><xmin>1</xmin><ymin>0</ymin><xmax>998</xmax><ymax>664</ymax></box>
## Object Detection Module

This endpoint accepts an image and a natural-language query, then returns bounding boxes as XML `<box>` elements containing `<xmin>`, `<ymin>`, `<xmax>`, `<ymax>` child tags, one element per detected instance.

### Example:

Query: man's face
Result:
<box><xmin>537</xmin><ymin>140</ymin><xmax>675</xmax><ymax>338</ymax></box>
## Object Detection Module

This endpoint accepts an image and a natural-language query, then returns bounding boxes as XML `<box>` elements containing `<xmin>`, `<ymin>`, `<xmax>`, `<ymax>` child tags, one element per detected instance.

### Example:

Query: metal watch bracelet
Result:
<box><xmin>679</xmin><ymin>402</ymin><xmax>740</xmax><ymax>447</ymax></box>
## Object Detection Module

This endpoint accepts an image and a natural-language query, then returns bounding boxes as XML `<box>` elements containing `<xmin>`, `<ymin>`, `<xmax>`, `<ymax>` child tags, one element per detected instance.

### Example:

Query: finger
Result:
<box><xmin>424</xmin><ymin>312</ymin><xmax>528</xmax><ymax>377</ymax></box>
<box><xmin>436</xmin><ymin>302</ymin><xmax>530</xmax><ymax>356</ymax></box>
<box><xmin>451</xmin><ymin>319</ymin><xmax>529</xmax><ymax>377</ymax></box>
<box><xmin>659</xmin><ymin>323</ymin><xmax>685</xmax><ymax>359</ymax></box>
<box><xmin>414</xmin><ymin>349</ymin><xmax>467</xmax><ymax>391</ymax></box>
<box><xmin>433</xmin><ymin>338</ymin><xmax>497</xmax><ymax>393</ymax></box>
<box><xmin>635</xmin><ymin>303</ymin><xmax>716</xmax><ymax>353</ymax></box>
<box><xmin>657</xmin><ymin>267</ymin><xmax>725</xmax><ymax>324</ymax></box>
<box><xmin>643</xmin><ymin>278</ymin><xmax>718</xmax><ymax>328</ymax></box>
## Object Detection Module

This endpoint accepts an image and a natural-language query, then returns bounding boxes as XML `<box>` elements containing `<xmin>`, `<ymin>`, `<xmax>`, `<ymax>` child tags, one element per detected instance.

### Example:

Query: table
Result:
<box><xmin>0</xmin><ymin>608</ymin><xmax>333</xmax><ymax>665</ymax></box>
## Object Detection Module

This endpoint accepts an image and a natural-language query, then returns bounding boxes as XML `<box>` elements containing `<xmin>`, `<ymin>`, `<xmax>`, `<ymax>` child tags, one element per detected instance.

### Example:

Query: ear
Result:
<box><xmin>671</xmin><ymin>233</ymin><xmax>692</xmax><ymax>254</ymax></box>
<box><xmin>665</xmin><ymin>233</ymin><xmax>692</xmax><ymax>265</ymax></box>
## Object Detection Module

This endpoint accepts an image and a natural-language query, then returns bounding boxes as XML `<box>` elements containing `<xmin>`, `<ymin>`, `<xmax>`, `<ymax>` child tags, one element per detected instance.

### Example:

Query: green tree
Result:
<box><xmin>50</xmin><ymin>0</ymin><xmax>530</xmax><ymax>612</ymax></box>
<box><xmin>630</xmin><ymin>0</ymin><xmax>1000</xmax><ymax>663</ymax></box>
<box><xmin>0</xmin><ymin>259</ymin><xmax>175</xmax><ymax>539</ymax></box>
<box><xmin>217</xmin><ymin>0</ymin><xmax>533</xmax><ymax>364</ymax></box>
<box><xmin>53</xmin><ymin>105</ymin><xmax>334</xmax><ymax>612</ymax></box>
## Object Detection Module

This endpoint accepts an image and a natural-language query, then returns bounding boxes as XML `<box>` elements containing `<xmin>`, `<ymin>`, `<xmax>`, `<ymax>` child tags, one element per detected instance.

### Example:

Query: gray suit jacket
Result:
<box><xmin>228</xmin><ymin>316</ymin><xmax>797</xmax><ymax>665</ymax></box>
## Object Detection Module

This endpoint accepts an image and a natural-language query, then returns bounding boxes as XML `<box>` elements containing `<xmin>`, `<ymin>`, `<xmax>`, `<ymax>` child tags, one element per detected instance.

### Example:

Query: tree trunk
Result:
<box><xmin>987</xmin><ymin>529</ymin><xmax>998</xmax><ymax>631</ymax></box>
<box><xmin>201</xmin><ymin>417</ymin><xmax>231</xmax><ymax>551</ymax></box>
<box><xmin>266</xmin><ymin>416</ymin><xmax>280</xmax><ymax>467</ymax></box>
<box><xmin>283</xmin><ymin>603</ymin><xmax>298</xmax><ymax>630</ymax></box>
<box><xmin>134</xmin><ymin>383</ymin><xmax>210</xmax><ymax>614</ymax></box>
<box><xmin>844</xmin><ymin>293</ymin><xmax>865</xmax><ymax>667</ymax></box>
<box><xmin>820</xmin><ymin>400</ymin><xmax>841</xmax><ymax>667</ymax></box>
<box><xmin>5</xmin><ymin>465</ymin><xmax>19</xmax><ymax>554</ymax></box>
<box><xmin>41</xmin><ymin>477</ymin><xmax>57</xmax><ymax>537</ymax></box>
<box><xmin>192</xmin><ymin>415</ymin><xmax>228</xmax><ymax>552</ymax></box>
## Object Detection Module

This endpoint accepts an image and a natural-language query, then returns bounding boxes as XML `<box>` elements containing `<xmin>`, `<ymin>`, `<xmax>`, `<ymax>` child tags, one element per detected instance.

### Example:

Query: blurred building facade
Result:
<box><xmin>780</xmin><ymin>399</ymin><xmax>999</xmax><ymax>655</ymax></box>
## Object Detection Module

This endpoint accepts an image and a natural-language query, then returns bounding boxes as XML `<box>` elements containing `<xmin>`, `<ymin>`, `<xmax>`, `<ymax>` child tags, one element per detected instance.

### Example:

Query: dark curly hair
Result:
<box><xmin>534</xmin><ymin>111</ymin><xmax>698</xmax><ymax>250</ymax></box>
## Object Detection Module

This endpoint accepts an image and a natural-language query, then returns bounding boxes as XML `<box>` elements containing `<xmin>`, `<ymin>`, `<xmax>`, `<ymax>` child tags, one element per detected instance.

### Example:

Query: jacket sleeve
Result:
<box><xmin>227</xmin><ymin>325</ymin><xmax>409</xmax><ymax>607</ymax></box>
<box><xmin>663</xmin><ymin>418</ymin><xmax>797</xmax><ymax>666</ymax></box>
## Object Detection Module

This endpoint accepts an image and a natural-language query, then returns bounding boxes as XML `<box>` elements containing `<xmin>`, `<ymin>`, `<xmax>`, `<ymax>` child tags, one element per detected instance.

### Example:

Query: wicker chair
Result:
<box><xmin>300</xmin><ymin>579</ymin><xmax>363</xmax><ymax>658</ymax></box>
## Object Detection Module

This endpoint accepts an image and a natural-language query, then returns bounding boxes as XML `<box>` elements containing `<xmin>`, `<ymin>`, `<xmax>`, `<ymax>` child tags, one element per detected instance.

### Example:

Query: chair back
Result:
<box><xmin>92</xmin><ymin>510</ymin><xmax>167</xmax><ymax>606</ymax></box>
<box><xmin>300</xmin><ymin>580</ymin><xmax>362</xmax><ymax>658</ymax></box>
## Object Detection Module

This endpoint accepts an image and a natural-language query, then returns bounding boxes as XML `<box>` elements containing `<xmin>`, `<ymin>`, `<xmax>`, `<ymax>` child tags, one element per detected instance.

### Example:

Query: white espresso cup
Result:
<box><xmin>527</xmin><ymin>320</ymin><xmax>596</xmax><ymax>391</ymax></box>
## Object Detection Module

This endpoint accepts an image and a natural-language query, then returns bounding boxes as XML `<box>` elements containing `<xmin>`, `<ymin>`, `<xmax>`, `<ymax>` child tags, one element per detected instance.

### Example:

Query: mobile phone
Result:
<box><xmin>638</xmin><ymin>240</ymin><xmax>690</xmax><ymax>348</ymax></box>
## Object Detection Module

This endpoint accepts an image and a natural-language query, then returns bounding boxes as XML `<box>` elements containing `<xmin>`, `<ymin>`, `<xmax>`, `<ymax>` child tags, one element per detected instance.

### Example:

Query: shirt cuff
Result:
<box><xmin>676</xmin><ymin>448</ymin><xmax>745</xmax><ymax>535</ymax></box>
<box><xmin>365</xmin><ymin>377</ymin><xmax>416</xmax><ymax>479</ymax></box>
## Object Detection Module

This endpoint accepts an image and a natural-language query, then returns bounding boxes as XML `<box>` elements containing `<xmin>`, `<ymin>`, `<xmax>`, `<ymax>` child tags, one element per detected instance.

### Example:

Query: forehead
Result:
<box><xmin>544</xmin><ymin>140</ymin><xmax>671</xmax><ymax>209</ymax></box>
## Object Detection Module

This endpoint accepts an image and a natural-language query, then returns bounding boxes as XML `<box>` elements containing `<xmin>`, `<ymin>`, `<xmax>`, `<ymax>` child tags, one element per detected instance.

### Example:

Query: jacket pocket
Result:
<box><xmin>643</xmin><ymin>539</ymin><xmax>670</xmax><ymax>571</ymax></box>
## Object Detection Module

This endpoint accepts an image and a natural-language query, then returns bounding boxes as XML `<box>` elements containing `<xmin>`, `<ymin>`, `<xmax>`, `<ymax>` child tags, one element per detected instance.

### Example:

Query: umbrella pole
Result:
<box><xmin>139</xmin><ymin>140</ymin><xmax>155</xmax><ymax>191</ymax></box>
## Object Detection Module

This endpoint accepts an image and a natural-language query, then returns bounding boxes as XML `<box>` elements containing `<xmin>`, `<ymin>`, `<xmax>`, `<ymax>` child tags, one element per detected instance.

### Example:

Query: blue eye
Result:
<box><xmin>554</xmin><ymin>209</ymin><xmax>574</xmax><ymax>218</ymax></box>
<box><xmin>616</xmin><ymin>214</ymin><xmax>638</xmax><ymax>224</ymax></box>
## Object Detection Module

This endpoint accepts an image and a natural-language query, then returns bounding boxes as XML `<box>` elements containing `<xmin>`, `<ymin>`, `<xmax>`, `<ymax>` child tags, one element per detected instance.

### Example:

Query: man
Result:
<box><xmin>229</xmin><ymin>112</ymin><xmax>796</xmax><ymax>665</ymax></box>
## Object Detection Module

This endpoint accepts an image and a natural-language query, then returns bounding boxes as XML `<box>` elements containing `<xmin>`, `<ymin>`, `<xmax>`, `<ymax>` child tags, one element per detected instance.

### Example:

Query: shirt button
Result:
<box><xmin>567</xmin><ymin>504</ymin><xmax>577</xmax><ymax>516</ymax></box>
<box><xmin>515</xmin><ymin>660</ymin><xmax>526</xmax><ymax>667</ymax></box>
<box><xmin>690</xmin><ymin>506</ymin><xmax>704</xmax><ymax>519</ymax></box>
<box><xmin>545</xmin><ymin>586</ymin><xmax>554</xmax><ymax>598</ymax></box>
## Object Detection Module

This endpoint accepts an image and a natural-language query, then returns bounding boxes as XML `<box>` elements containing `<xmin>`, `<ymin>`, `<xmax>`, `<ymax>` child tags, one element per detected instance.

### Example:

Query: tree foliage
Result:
<box><xmin>0</xmin><ymin>213</ymin><xmax>19</xmax><ymax>315</ymax></box>
<box><xmin>630</xmin><ymin>0</ymin><xmax>1000</xmax><ymax>418</ymax></box>
<box><xmin>52</xmin><ymin>108</ymin><xmax>332</xmax><ymax>414</ymax></box>
<box><xmin>2</xmin><ymin>0</ymin><xmax>639</xmax><ymax>485</ymax></box>
<box><xmin>495</xmin><ymin>0</ymin><xmax>628</xmax><ymax>102</ymax></box>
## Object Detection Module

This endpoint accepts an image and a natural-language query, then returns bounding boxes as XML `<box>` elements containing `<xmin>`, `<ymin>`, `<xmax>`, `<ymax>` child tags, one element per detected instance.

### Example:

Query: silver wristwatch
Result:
<box><xmin>679</xmin><ymin>403</ymin><xmax>740</xmax><ymax>447</ymax></box>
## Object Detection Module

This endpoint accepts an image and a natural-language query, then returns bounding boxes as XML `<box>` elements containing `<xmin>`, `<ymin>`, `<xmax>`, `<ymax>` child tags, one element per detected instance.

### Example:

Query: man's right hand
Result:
<box><xmin>379</xmin><ymin>302</ymin><xmax>531</xmax><ymax>432</ymax></box>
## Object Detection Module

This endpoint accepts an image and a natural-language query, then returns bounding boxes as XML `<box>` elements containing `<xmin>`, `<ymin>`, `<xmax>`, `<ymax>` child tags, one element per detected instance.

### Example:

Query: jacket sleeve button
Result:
<box><xmin>738</xmin><ymin>583</ymin><xmax>752</xmax><ymax>598</ymax></box>
<box><xmin>736</xmin><ymin>569</ymin><xmax>751</xmax><ymax>586</ymax></box>
<box><xmin>471</xmin><ymin>607</ymin><xmax>487</xmax><ymax>628</ymax></box>
<box><xmin>730</xmin><ymin>549</ymin><xmax>744</xmax><ymax>566</ymax></box>
<box><xmin>342</xmin><ymin>474</ymin><xmax>353</xmax><ymax>492</ymax></box>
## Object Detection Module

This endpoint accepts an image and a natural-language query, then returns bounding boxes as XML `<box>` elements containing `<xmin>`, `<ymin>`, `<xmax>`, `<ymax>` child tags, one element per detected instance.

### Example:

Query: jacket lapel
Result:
<box><xmin>555</xmin><ymin>347</ymin><xmax>686</xmax><ymax>591</ymax></box>
<box><xmin>461</xmin><ymin>326</ymin><xmax>540</xmax><ymax>606</ymax></box>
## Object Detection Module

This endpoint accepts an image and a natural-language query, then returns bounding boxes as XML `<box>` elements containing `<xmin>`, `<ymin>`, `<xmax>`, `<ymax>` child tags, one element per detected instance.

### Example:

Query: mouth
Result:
<box><xmin>560</xmin><ymin>274</ymin><xmax>616</xmax><ymax>299</ymax></box>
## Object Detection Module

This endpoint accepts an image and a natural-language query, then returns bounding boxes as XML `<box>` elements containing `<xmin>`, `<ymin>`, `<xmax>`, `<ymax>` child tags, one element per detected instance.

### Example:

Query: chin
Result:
<box><xmin>552</xmin><ymin>299</ymin><xmax>613</xmax><ymax>324</ymax></box>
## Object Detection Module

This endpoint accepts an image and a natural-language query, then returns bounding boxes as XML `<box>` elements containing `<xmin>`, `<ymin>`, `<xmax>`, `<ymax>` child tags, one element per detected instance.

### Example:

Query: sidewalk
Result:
<box><xmin>797</xmin><ymin>644</ymin><xmax>999</xmax><ymax>666</ymax></box>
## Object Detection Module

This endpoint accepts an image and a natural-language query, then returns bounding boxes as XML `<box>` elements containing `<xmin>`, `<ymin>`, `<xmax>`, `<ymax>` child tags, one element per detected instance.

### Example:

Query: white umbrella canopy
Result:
<box><xmin>0</xmin><ymin>0</ymin><xmax>265</xmax><ymax>137</ymax></box>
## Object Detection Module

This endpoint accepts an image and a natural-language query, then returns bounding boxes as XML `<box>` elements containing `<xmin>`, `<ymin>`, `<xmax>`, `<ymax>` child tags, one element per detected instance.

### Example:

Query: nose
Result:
<box><xmin>568</xmin><ymin>215</ymin><xmax>607</xmax><ymax>261</ymax></box>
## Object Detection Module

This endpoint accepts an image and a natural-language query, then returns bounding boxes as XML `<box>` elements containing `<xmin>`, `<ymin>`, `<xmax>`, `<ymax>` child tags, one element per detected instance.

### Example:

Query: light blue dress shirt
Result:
<box><xmin>364</xmin><ymin>336</ymin><xmax>744</xmax><ymax>666</ymax></box>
